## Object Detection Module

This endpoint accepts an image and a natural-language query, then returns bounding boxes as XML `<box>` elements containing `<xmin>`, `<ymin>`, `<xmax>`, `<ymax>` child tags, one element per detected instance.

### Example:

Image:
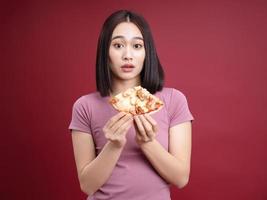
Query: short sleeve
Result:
<box><xmin>168</xmin><ymin>88</ymin><xmax>194</xmax><ymax>127</ymax></box>
<box><xmin>68</xmin><ymin>97</ymin><xmax>91</xmax><ymax>134</ymax></box>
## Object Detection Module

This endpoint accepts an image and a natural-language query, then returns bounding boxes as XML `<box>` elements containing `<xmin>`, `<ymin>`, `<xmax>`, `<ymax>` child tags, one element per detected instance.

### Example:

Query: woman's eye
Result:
<box><xmin>133</xmin><ymin>44</ymin><xmax>143</xmax><ymax>49</ymax></box>
<box><xmin>113</xmin><ymin>43</ymin><xmax>124</xmax><ymax>48</ymax></box>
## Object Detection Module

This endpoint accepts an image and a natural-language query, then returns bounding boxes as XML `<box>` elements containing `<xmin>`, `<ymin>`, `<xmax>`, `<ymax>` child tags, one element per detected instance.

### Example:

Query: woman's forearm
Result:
<box><xmin>140</xmin><ymin>139</ymin><xmax>190</xmax><ymax>188</ymax></box>
<box><xmin>79</xmin><ymin>141</ymin><xmax>124</xmax><ymax>195</ymax></box>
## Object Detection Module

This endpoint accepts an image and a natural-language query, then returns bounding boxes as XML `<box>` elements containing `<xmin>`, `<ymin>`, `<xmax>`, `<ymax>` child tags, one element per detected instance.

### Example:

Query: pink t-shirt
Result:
<box><xmin>69</xmin><ymin>87</ymin><xmax>194</xmax><ymax>200</ymax></box>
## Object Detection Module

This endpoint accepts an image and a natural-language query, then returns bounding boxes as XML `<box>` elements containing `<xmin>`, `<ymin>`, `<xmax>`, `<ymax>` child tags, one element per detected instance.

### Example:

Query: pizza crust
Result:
<box><xmin>109</xmin><ymin>86</ymin><xmax>164</xmax><ymax>115</ymax></box>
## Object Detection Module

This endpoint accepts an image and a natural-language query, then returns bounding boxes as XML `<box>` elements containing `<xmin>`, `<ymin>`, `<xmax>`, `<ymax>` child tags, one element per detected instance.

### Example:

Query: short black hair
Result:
<box><xmin>96</xmin><ymin>10</ymin><xmax>164</xmax><ymax>96</ymax></box>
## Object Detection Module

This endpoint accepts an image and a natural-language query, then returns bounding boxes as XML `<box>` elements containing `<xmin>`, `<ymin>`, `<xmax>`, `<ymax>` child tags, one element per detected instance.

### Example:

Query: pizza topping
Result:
<box><xmin>136</xmin><ymin>88</ymin><xmax>146</xmax><ymax>101</ymax></box>
<box><xmin>109</xmin><ymin>86</ymin><xmax>164</xmax><ymax>115</ymax></box>
<box><xmin>122</xmin><ymin>88</ymin><xmax>134</xmax><ymax>97</ymax></box>
<box><xmin>147</xmin><ymin>95</ymin><xmax>154</xmax><ymax>104</ymax></box>
<box><xmin>136</xmin><ymin>105</ymin><xmax>145</xmax><ymax>115</ymax></box>
<box><xmin>155</xmin><ymin>101</ymin><xmax>163</xmax><ymax>109</ymax></box>
<box><xmin>109</xmin><ymin>97</ymin><xmax>119</xmax><ymax>104</ymax></box>
<box><xmin>130</xmin><ymin>96</ymin><xmax>137</xmax><ymax>105</ymax></box>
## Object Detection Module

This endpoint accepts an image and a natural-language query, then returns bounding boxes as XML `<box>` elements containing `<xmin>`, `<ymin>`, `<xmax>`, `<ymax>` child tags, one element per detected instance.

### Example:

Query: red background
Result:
<box><xmin>2</xmin><ymin>0</ymin><xmax>267</xmax><ymax>199</ymax></box>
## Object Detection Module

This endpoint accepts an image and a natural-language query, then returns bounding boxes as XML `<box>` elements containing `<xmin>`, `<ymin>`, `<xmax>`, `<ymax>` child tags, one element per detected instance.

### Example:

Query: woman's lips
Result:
<box><xmin>121</xmin><ymin>64</ymin><xmax>134</xmax><ymax>68</ymax></box>
<box><xmin>121</xmin><ymin>64</ymin><xmax>134</xmax><ymax>72</ymax></box>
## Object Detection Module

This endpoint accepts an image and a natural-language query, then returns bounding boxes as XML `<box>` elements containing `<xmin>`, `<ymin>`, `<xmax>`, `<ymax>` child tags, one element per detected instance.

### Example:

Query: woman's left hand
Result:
<box><xmin>133</xmin><ymin>114</ymin><xmax>158</xmax><ymax>146</ymax></box>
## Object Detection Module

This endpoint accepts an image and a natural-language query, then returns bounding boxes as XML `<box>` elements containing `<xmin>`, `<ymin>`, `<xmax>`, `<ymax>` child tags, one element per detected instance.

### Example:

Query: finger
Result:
<box><xmin>110</xmin><ymin>114</ymin><xmax>132</xmax><ymax>133</ymax></box>
<box><xmin>105</xmin><ymin>112</ymin><xmax>127</xmax><ymax>128</ymax></box>
<box><xmin>134</xmin><ymin>115</ymin><xmax>149</xmax><ymax>141</ymax></box>
<box><xmin>105</xmin><ymin>132</ymin><xmax>114</xmax><ymax>141</ymax></box>
<box><xmin>115</xmin><ymin>118</ymin><xmax>133</xmax><ymax>135</ymax></box>
<box><xmin>106</xmin><ymin>129</ymin><xmax>121</xmax><ymax>140</ymax></box>
<box><xmin>139</xmin><ymin>115</ymin><xmax>155</xmax><ymax>138</ymax></box>
<box><xmin>144</xmin><ymin>114</ymin><xmax>158</xmax><ymax>133</ymax></box>
<box><xmin>136</xmin><ymin>133</ymin><xmax>143</xmax><ymax>142</ymax></box>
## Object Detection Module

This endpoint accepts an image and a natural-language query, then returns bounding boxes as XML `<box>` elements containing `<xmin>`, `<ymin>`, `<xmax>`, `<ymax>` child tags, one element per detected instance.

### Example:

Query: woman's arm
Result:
<box><xmin>72</xmin><ymin>131</ymin><xmax>124</xmax><ymax>195</ymax></box>
<box><xmin>135</xmin><ymin>116</ymin><xmax>192</xmax><ymax>188</ymax></box>
<box><xmin>71</xmin><ymin>113</ymin><xmax>133</xmax><ymax>195</ymax></box>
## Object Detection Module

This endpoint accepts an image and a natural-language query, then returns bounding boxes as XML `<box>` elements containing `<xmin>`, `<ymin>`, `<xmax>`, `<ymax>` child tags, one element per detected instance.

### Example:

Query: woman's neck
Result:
<box><xmin>110</xmin><ymin>77</ymin><xmax>141</xmax><ymax>96</ymax></box>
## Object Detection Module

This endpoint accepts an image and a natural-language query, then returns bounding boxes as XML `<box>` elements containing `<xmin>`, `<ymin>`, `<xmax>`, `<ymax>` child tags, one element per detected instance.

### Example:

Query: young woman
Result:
<box><xmin>69</xmin><ymin>10</ymin><xmax>194</xmax><ymax>200</ymax></box>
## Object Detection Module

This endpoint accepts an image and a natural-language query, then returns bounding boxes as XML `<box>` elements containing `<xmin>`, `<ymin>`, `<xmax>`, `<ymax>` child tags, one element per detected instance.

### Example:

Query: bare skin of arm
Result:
<box><xmin>134</xmin><ymin>114</ymin><xmax>192</xmax><ymax>188</ymax></box>
<box><xmin>71</xmin><ymin>112</ymin><xmax>133</xmax><ymax>195</ymax></box>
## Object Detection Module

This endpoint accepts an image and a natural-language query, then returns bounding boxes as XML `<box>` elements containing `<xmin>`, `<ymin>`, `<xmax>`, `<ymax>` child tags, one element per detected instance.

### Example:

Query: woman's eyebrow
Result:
<box><xmin>111</xmin><ymin>35</ymin><xmax>143</xmax><ymax>41</ymax></box>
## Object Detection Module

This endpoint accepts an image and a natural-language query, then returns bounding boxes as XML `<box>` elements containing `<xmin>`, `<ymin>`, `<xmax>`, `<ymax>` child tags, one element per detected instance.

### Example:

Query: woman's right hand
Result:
<box><xmin>103</xmin><ymin>112</ymin><xmax>133</xmax><ymax>148</ymax></box>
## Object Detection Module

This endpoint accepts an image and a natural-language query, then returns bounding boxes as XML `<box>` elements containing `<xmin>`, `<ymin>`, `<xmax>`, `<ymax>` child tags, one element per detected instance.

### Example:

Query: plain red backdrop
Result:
<box><xmin>1</xmin><ymin>0</ymin><xmax>267</xmax><ymax>199</ymax></box>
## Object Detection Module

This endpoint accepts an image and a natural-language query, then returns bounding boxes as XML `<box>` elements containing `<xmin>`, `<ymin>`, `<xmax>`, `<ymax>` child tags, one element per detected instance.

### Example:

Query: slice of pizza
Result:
<box><xmin>109</xmin><ymin>86</ymin><xmax>164</xmax><ymax>115</ymax></box>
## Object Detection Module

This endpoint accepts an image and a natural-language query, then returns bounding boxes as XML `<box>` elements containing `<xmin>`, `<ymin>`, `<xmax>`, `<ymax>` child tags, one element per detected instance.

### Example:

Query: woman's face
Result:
<box><xmin>109</xmin><ymin>22</ymin><xmax>145</xmax><ymax>82</ymax></box>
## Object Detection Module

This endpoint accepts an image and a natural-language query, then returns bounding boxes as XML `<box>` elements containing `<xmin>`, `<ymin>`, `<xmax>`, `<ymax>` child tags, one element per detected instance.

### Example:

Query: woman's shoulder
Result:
<box><xmin>160</xmin><ymin>87</ymin><xmax>186</xmax><ymax>97</ymax></box>
<box><xmin>158</xmin><ymin>87</ymin><xmax>190</xmax><ymax>107</ymax></box>
<box><xmin>72</xmin><ymin>91</ymin><xmax>103</xmax><ymax>107</ymax></box>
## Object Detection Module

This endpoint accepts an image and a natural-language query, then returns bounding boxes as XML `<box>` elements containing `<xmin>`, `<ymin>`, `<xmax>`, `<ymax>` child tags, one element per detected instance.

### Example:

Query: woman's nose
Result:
<box><xmin>123</xmin><ymin>47</ymin><xmax>133</xmax><ymax>61</ymax></box>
